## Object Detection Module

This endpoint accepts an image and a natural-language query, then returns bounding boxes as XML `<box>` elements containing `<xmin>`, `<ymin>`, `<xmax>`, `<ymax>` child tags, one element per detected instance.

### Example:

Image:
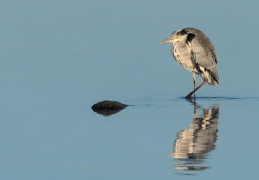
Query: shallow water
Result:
<box><xmin>87</xmin><ymin>96</ymin><xmax>259</xmax><ymax>179</ymax></box>
<box><xmin>0</xmin><ymin>0</ymin><xmax>259</xmax><ymax>179</ymax></box>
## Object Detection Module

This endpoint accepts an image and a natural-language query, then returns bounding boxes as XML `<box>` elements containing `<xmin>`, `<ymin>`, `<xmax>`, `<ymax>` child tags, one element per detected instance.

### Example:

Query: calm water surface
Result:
<box><xmin>0</xmin><ymin>0</ymin><xmax>259</xmax><ymax>179</ymax></box>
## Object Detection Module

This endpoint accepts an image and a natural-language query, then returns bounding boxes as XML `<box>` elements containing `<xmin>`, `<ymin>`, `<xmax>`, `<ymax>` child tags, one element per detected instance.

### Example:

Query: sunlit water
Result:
<box><xmin>1</xmin><ymin>0</ymin><xmax>259</xmax><ymax>179</ymax></box>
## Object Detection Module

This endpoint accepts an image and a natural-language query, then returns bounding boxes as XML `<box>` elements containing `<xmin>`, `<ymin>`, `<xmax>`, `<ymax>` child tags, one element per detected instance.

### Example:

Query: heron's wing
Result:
<box><xmin>184</xmin><ymin>28</ymin><xmax>219</xmax><ymax>82</ymax></box>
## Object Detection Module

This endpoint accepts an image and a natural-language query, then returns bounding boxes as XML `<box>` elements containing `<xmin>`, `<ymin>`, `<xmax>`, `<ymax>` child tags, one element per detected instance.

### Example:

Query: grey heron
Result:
<box><xmin>161</xmin><ymin>28</ymin><xmax>219</xmax><ymax>99</ymax></box>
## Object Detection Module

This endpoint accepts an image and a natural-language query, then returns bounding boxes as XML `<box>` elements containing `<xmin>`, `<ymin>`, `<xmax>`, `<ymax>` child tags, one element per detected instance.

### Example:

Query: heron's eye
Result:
<box><xmin>171</xmin><ymin>31</ymin><xmax>177</xmax><ymax>36</ymax></box>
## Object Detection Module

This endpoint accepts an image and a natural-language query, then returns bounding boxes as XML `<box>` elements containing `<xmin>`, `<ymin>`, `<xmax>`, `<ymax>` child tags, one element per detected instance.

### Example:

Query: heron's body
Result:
<box><xmin>161</xmin><ymin>28</ymin><xmax>219</xmax><ymax>98</ymax></box>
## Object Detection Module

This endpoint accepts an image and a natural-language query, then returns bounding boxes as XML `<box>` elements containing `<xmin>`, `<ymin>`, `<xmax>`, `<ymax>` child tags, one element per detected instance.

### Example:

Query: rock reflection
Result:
<box><xmin>172</xmin><ymin>103</ymin><xmax>219</xmax><ymax>175</ymax></box>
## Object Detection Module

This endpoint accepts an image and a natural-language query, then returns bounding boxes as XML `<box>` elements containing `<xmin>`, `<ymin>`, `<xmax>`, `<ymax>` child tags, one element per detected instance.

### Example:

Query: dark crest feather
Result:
<box><xmin>186</xmin><ymin>33</ymin><xmax>195</xmax><ymax>43</ymax></box>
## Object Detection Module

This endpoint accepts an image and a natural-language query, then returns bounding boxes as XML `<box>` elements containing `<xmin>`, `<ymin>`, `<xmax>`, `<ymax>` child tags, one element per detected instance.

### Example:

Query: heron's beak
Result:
<box><xmin>160</xmin><ymin>36</ymin><xmax>177</xmax><ymax>44</ymax></box>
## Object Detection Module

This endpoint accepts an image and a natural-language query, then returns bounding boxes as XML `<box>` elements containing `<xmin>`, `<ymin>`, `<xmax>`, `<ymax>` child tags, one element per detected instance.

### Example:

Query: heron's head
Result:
<box><xmin>160</xmin><ymin>30</ymin><xmax>186</xmax><ymax>44</ymax></box>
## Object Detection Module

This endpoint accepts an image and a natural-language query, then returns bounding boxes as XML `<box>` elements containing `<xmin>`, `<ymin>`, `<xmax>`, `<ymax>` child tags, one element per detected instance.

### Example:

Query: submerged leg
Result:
<box><xmin>185</xmin><ymin>81</ymin><xmax>207</xmax><ymax>99</ymax></box>
<box><xmin>192</xmin><ymin>73</ymin><xmax>197</xmax><ymax>98</ymax></box>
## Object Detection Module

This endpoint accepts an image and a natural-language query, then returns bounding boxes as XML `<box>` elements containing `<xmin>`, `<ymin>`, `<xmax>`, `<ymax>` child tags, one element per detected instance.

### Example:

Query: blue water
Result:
<box><xmin>0</xmin><ymin>0</ymin><xmax>259</xmax><ymax>179</ymax></box>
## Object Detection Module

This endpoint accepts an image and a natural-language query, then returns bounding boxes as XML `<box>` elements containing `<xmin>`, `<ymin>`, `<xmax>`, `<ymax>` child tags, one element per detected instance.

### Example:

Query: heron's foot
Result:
<box><xmin>185</xmin><ymin>94</ymin><xmax>193</xmax><ymax>99</ymax></box>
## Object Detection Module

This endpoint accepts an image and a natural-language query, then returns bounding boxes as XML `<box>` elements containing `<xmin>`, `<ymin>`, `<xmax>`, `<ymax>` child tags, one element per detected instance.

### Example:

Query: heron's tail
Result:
<box><xmin>204</xmin><ymin>69</ymin><xmax>219</xmax><ymax>86</ymax></box>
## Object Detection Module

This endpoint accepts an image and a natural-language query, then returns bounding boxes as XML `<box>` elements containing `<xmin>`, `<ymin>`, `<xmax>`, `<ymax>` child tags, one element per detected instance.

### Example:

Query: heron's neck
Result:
<box><xmin>172</xmin><ymin>40</ymin><xmax>186</xmax><ymax>51</ymax></box>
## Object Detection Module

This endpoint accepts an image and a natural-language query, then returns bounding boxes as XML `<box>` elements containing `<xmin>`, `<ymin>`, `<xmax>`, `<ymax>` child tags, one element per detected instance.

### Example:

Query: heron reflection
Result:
<box><xmin>172</xmin><ymin>103</ymin><xmax>219</xmax><ymax>175</ymax></box>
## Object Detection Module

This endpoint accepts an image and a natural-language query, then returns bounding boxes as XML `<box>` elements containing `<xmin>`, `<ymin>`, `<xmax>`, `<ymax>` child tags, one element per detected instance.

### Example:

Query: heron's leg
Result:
<box><xmin>185</xmin><ymin>81</ymin><xmax>207</xmax><ymax>99</ymax></box>
<box><xmin>192</xmin><ymin>73</ymin><xmax>197</xmax><ymax>98</ymax></box>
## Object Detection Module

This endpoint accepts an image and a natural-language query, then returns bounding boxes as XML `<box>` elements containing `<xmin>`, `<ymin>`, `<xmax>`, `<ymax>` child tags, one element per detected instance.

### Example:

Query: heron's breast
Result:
<box><xmin>172</xmin><ymin>46</ymin><xmax>197</xmax><ymax>72</ymax></box>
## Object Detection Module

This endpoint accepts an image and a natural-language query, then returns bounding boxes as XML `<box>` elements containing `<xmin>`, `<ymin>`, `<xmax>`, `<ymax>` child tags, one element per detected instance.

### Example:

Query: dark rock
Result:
<box><xmin>91</xmin><ymin>100</ymin><xmax>128</xmax><ymax>116</ymax></box>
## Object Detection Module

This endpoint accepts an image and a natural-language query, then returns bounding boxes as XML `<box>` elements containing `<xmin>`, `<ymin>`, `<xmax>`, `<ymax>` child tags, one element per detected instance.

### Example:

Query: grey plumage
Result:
<box><xmin>184</xmin><ymin>28</ymin><xmax>218</xmax><ymax>85</ymax></box>
<box><xmin>161</xmin><ymin>27</ymin><xmax>219</xmax><ymax>99</ymax></box>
